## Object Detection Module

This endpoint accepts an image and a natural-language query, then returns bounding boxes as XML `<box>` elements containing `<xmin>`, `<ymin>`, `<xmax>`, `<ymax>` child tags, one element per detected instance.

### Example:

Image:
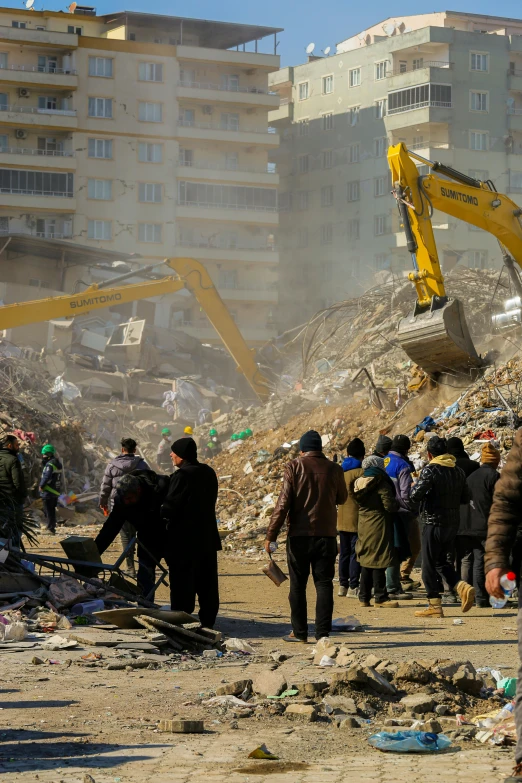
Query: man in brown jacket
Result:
<box><xmin>485</xmin><ymin>429</ymin><xmax>522</xmax><ymax>783</ymax></box>
<box><xmin>265</xmin><ymin>429</ymin><xmax>348</xmax><ymax>643</ymax></box>
<box><xmin>337</xmin><ymin>438</ymin><xmax>365</xmax><ymax>598</ymax></box>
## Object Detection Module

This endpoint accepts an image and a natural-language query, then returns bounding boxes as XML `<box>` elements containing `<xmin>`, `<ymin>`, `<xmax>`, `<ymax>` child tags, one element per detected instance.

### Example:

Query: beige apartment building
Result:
<box><xmin>0</xmin><ymin>6</ymin><xmax>281</xmax><ymax>346</ymax></box>
<box><xmin>269</xmin><ymin>11</ymin><xmax>522</xmax><ymax>329</ymax></box>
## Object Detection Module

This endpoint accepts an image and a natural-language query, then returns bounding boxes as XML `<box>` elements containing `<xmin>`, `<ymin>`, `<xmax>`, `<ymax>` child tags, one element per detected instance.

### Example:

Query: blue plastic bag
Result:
<box><xmin>368</xmin><ymin>731</ymin><xmax>452</xmax><ymax>753</ymax></box>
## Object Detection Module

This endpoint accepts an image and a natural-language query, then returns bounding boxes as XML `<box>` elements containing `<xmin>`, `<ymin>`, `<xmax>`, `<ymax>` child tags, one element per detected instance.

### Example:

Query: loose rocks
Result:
<box><xmin>252</xmin><ymin>670</ymin><xmax>287</xmax><ymax>698</ymax></box>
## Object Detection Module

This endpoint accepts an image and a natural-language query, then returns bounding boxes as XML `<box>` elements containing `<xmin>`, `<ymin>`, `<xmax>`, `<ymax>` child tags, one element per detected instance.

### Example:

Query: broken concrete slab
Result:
<box><xmin>363</xmin><ymin>667</ymin><xmax>398</xmax><ymax>696</ymax></box>
<box><xmin>252</xmin><ymin>670</ymin><xmax>287</xmax><ymax>698</ymax></box>
<box><xmin>293</xmin><ymin>681</ymin><xmax>328</xmax><ymax>698</ymax></box>
<box><xmin>159</xmin><ymin>719</ymin><xmax>205</xmax><ymax>733</ymax></box>
<box><xmin>323</xmin><ymin>695</ymin><xmax>357</xmax><ymax>715</ymax></box>
<box><xmin>399</xmin><ymin>694</ymin><xmax>435</xmax><ymax>714</ymax></box>
<box><xmin>285</xmin><ymin>704</ymin><xmax>317</xmax><ymax>722</ymax></box>
<box><xmin>338</xmin><ymin>717</ymin><xmax>361</xmax><ymax>730</ymax></box>
<box><xmin>215</xmin><ymin>680</ymin><xmax>252</xmax><ymax>697</ymax></box>
<box><xmin>452</xmin><ymin>666</ymin><xmax>484</xmax><ymax>696</ymax></box>
<box><xmin>395</xmin><ymin>660</ymin><xmax>430</xmax><ymax>684</ymax></box>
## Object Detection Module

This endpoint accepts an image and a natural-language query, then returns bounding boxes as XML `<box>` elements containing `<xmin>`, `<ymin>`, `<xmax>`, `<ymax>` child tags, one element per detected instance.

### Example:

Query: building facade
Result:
<box><xmin>0</xmin><ymin>6</ymin><xmax>281</xmax><ymax>345</ymax></box>
<box><xmin>269</xmin><ymin>11</ymin><xmax>522</xmax><ymax>329</ymax></box>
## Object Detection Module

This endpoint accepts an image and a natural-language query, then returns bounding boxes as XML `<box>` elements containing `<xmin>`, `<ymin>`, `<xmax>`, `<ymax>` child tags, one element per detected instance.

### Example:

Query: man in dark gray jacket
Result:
<box><xmin>99</xmin><ymin>438</ymin><xmax>148</xmax><ymax>576</ymax></box>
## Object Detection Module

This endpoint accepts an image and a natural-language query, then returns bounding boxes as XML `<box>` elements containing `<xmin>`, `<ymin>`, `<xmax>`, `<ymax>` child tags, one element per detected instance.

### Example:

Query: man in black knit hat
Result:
<box><xmin>161</xmin><ymin>437</ymin><xmax>221</xmax><ymax>628</ymax></box>
<box><xmin>265</xmin><ymin>429</ymin><xmax>347</xmax><ymax>643</ymax></box>
<box><xmin>374</xmin><ymin>434</ymin><xmax>392</xmax><ymax>458</ymax></box>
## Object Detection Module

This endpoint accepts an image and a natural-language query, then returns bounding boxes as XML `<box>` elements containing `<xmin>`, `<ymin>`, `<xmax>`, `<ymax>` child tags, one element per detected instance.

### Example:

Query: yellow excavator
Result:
<box><xmin>387</xmin><ymin>142</ymin><xmax>522</xmax><ymax>375</ymax></box>
<box><xmin>0</xmin><ymin>256</ymin><xmax>270</xmax><ymax>402</ymax></box>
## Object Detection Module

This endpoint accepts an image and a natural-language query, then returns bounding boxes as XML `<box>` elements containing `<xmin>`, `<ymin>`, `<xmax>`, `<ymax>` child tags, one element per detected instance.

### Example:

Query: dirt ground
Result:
<box><xmin>0</xmin><ymin>534</ymin><xmax>519</xmax><ymax>782</ymax></box>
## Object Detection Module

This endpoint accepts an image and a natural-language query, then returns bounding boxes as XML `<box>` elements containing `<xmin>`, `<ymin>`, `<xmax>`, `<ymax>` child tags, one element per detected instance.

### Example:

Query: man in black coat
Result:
<box><xmin>95</xmin><ymin>470</ymin><xmax>169</xmax><ymax>600</ymax></box>
<box><xmin>458</xmin><ymin>441</ymin><xmax>501</xmax><ymax>607</ymax></box>
<box><xmin>0</xmin><ymin>434</ymin><xmax>27</xmax><ymax>543</ymax></box>
<box><xmin>161</xmin><ymin>437</ymin><xmax>221</xmax><ymax>628</ymax></box>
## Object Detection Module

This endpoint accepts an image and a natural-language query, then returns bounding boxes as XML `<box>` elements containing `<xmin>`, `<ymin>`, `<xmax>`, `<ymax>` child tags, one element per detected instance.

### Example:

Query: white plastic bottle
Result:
<box><xmin>489</xmin><ymin>572</ymin><xmax>517</xmax><ymax>609</ymax></box>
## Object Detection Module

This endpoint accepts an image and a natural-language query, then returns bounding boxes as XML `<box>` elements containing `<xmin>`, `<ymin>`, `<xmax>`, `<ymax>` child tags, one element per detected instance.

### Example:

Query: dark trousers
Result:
<box><xmin>456</xmin><ymin>535</ymin><xmax>488</xmax><ymax>605</ymax></box>
<box><xmin>338</xmin><ymin>531</ymin><xmax>361</xmax><ymax>589</ymax></box>
<box><xmin>136</xmin><ymin>539</ymin><xmax>164</xmax><ymax>602</ymax></box>
<box><xmin>422</xmin><ymin>524</ymin><xmax>460</xmax><ymax>599</ymax></box>
<box><xmin>168</xmin><ymin>549</ymin><xmax>219</xmax><ymax>628</ymax></box>
<box><xmin>42</xmin><ymin>496</ymin><xmax>58</xmax><ymax>532</ymax></box>
<box><xmin>120</xmin><ymin>521</ymin><xmax>137</xmax><ymax>571</ymax></box>
<box><xmin>360</xmin><ymin>566</ymin><xmax>388</xmax><ymax>604</ymax></box>
<box><xmin>286</xmin><ymin>536</ymin><xmax>337</xmax><ymax>641</ymax></box>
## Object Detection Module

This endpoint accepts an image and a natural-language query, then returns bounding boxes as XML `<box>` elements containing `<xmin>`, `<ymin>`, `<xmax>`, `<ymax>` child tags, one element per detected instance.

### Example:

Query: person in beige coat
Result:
<box><xmin>337</xmin><ymin>438</ymin><xmax>365</xmax><ymax>598</ymax></box>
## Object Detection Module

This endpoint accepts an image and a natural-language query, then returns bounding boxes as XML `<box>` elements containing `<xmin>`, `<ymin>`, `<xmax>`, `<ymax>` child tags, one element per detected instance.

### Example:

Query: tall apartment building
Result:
<box><xmin>0</xmin><ymin>6</ymin><xmax>281</xmax><ymax>345</ymax></box>
<box><xmin>269</xmin><ymin>11</ymin><xmax>522</xmax><ymax>329</ymax></box>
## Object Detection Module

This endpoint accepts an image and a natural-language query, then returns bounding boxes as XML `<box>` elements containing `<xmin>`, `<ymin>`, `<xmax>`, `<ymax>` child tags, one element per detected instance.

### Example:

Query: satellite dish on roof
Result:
<box><xmin>306</xmin><ymin>42</ymin><xmax>315</xmax><ymax>54</ymax></box>
<box><xmin>323</xmin><ymin>46</ymin><xmax>331</xmax><ymax>56</ymax></box>
<box><xmin>68</xmin><ymin>2</ymin><xmax>77</xmax><ymax>12</ymax></box>
<box><xmin>25</xmin><ymin>0</ymin><xmax>34</xmax><ymax>9</ymax></box>
<box><xmin>358</xmin><ymin>32</ymin><xmax>366</xmax><ymax>40</ymax></box>
<box><xmin>383</xmin><ymin>22</ymin><xmax>395</xmax><ymax>35</ymax></box>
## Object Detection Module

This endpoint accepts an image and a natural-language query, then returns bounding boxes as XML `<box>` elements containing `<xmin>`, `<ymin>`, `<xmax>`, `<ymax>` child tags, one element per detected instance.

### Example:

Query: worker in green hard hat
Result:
<box><xmin>203</xmin><ymin>428</ymin><xmax>222</xmax><ymax>460</ymax></box>
<box><xmin>157</xmin><ymin>427</ymin><xmax>172</xmax><ymax>473</ymax></box>
<box><xmin>245</xmin><ymin>428</ymin><xmax>253</xmax><ymax>438</ymax></box>
<box><xmin>39</xmin><ymin>444</ymin><xmax>63</xmax><ymax>534</ymax></box>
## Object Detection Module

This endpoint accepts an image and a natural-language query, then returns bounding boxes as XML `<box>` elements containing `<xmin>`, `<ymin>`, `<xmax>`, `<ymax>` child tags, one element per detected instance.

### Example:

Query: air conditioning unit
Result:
<box><xmin>18</xmin><ymin>88</ymin><xmax>30</xmax><ymax>98</ymax></box>
<box><xmin>15</xmin><ymin>129</ymin><xmax>27</xmax><ymax>140</ymax></box>
<box><xmin>202</xmin><ymin>105</ymin><xmax>213</xmax><ymax>115</ymax></box>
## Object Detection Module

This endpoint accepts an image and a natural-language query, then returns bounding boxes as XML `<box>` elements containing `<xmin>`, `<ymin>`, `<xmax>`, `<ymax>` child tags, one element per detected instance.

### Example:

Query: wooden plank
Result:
<box><xmin>93</xmin><ymin>607</ymin><xmax>195</xmax><ymax>630</ymax></box>
<box><xmin>135</xmin><ymin>615</ymin><xmax>184</xmax><ymax>651</ymax></box>
<box><xmin>138</xmin><ymin>615</ymin><xmax>215</xmax><ymax>649</ymax></box>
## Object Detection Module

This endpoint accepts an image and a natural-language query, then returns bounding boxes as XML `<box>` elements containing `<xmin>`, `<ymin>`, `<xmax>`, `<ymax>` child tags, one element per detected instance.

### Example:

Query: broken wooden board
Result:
<box><xmin>64</xmin><ymin>630</ymin><xmax>149</xmax><ymax>647</ymax></box>
<box><xmin>137</xmin><ymin>615</ymin><xmax>215</xmax><ymax>650</ymax></box>
<box><xmin>93</xmin><ymin>607</ymin><xmax>195</xmax><ymax>630</ymax></box>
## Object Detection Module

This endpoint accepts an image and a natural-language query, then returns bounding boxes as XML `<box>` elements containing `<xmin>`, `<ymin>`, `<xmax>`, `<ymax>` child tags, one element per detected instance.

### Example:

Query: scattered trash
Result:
<box><xmin>368</xmin><ymin>731</ymin><xmax>452</xmax><ymax>753</ymax></box>
<box><xmin>41</xmin><ymin>635</ymin><xmax>78</xmax><ymax>651</ymax></box>
<box><xmin>453</xmin><ymin>619</ymin><xmax>464</xmax><ymax>625</ymax></box>
<box><xmin>331</xmin><ymin>616</ymin><xmax>362</xmax><ymax>631</ymax></box>
<box><xmin>267</xmin><ymin>689</ymin><xmax>298</xmax><ymax>700</ymax></box>
<box><xmin>223</xmin><ymin>638</ymin><xmax>256</xmax><ymax>654</ymax></box>
<box><xmin>498</xmin><ymin>678</ymin><xmax>517</xmax><ymax>698</ymax></box>
<box><xmin>0</xmin><ymin>621</ymin><xmax>26</xmax><ymax>642</ymax></box>
<box><xmin>248</xmin><ymin>744</ymin><xmax>279</xmax><ymax>760</ymax></box>
<box><xmin>318</xmin><ymin>655</ymin><xmax>336</xmax><ymax>667</ymax></box>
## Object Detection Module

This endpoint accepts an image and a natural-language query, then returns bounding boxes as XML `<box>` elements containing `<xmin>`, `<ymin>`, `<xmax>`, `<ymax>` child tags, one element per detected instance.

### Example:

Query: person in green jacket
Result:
<box><xmin>39</xmin><ymin>444</ymin><xmax>63</xmax><ymax>534</ymax></box>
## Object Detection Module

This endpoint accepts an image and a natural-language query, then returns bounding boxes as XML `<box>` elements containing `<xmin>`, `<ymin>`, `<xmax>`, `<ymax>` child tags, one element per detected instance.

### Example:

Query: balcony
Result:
<box><xmin>173</xmin><ymin>241</ymin><xmax>279</xmax><ymax>265</ymax></box>
<box><xmin>176</xmin><ymin>44</ymin><xmax>279</xmax><ymax>71</ymax></box>
<box><xmin>177</xmin><ymin>159</ymin><xmax>278</xmax><ymax>185</ymax></box>
<box><xmin>0</xmin><ymin>104</ymin><xmax>77</xmax><ymax>130</ymax></box>
<box><xmin>0</xmin><ymin>25</ymin><xmax>78</xmax><ymax>49</ymax></box>
<box><xmin>385</xmin><ymin>102</ymin><xmax>452</xmax><ymax>132</ymax></box>
<box><xmin>0</xmin><ymin>64</ymin><xmax>77</xmax><ymax>90</ymax></box>
<box><xmin>0</xmin><ymin>146</ymin><xmax>75</xmax><ymax>169</ymax></box>
<box><xmin>508</xmin><ymin>108</ymin><xmax>522</xmax><ymax>132</ymax></box>
<box><xmin>176</xmin><ymin>119</ymin><xmax>279</xmax><ymax>147</ymax></box>
<box><xmin>269</xmin><ymin>96</ymin><xmax>293</xmax><ymax>123</ymax></box>
<box><xmin>182</xmin><ymin>321</ymin><xmax>278</xmax><ymax>345</ymax></box>
<box><xmin>387</xmin><ymin>62</ymin><xmax>453</xmax><ymax>91</ymax></box>
<box><xmin>508</xmin><ymin>69</ymin><xmax>522</xmax><ymax>92</ymax></box>
<box><xmin>0</xmin><ymin>228</ymin><xmax>72</xmax><ymax>240</ymax></box>
<box><xmin>0</xmin><ymin>190</ymin><xmax>75</xmax><ymax>211</ymax></box>
<box><xmin>176</xmin><ymin>200</ymin><xmax>278</xmax><ymax>225</ymax></box>
<box><xmin>177</xmin><ymin>80</ymin><xmax>279</xmax><ymax>109</ymax></box>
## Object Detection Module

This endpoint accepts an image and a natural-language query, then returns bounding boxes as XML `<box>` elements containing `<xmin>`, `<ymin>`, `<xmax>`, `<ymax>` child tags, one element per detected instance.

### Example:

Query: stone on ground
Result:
<box><xmin>285</xmin><ymin>703</ymin><xmax>318</xmax><ymax>722</ymax></box>
<box><xmin>252</xmin><ymin>669</ymin><xmax>288</xmax><ymax>698</ymax></box>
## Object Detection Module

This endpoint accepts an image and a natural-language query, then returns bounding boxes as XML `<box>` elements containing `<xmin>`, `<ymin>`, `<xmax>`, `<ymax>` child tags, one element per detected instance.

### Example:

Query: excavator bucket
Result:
<box><xmin>397</xmin><ymin>298</ymin><xmax>483</xmax><ymax>375</ymax></box>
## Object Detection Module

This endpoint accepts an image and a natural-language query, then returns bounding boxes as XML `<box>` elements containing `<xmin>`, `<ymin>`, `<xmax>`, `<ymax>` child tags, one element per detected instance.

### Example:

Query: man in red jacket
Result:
<box><xmin>265</xmin><ymin>430</ymin><xmax>347</xmax><ymax>643</ymax></box>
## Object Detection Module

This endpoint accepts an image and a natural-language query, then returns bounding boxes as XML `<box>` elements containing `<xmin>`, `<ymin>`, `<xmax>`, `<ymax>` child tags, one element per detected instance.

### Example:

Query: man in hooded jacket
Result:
<box><xmin>161</xmin><ymin>437</ymin><xmax>221</xmax><ymax>628</ymax></box>
<box><xmin>337</xmin><ymin>438</ymin><xmax>365</xmax><ymax>598</ymax></box>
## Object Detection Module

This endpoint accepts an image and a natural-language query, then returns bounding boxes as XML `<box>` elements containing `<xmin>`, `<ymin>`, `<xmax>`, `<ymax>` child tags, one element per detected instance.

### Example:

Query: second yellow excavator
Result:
<box><xmin>0</xmin><ymin>256</ymin><xmax>270</xmax><ymax>402</ymax></box>
<box><xmin>387</xmin><ymin>142</ymin><xmax>522</xmax><ymax>375</ymax></box>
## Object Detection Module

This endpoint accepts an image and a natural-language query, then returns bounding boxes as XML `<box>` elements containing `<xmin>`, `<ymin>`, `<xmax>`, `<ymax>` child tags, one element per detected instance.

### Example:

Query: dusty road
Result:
<box><xmin>0</xmin><ymin>540</ymin><xmax>519</xmax><ymax>782</ymax></box>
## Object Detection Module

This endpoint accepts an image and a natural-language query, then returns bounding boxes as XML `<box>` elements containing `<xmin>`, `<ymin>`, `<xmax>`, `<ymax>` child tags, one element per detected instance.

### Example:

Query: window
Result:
<box><xmin>88</xmin><ymin>97</ymin><xmax>112</xmax><ymax>118</ymax></box>
<box><xmin>37</xmin><ymin>55</ymin><xmax>57</xmax><ymax>73</ymax></box>
<box><xmin>12</xmin><ymin>21</ymin><xmax>26</xmax><ymax>29</ymax></box>
<box><xmin>37</xmin><ymin>137</ymin><xmax>63</xmax><ymax>153</ymax></box>
<box><xmin>139</xmin><ymin>182</ymin><xmax>162</xmax><ymax>202</ymax></box>
<box><xmin>388</xmin><ymin>83</ymin><xmax>452</xmax><ymax>113</ymax></box>
<box><xmin>348</xmin><ymin>143</ymin><xmax>360</xmax><ymax>164</ymax></box>
<box><xmin>375</xmin><ymin>175</ymin><xmax>388</xmax><ymax>196</ymax></box>
<box><xmin>510</xmin><ymin>171</ymin><xmax>522</xmax><ymax>191</ymax></box>
<box><xmin>278</xmin><ymin>192</ymin><xmax>292</xmax><ymax>211</ymax></box>
<box><xmin>139</xmin><ymin>62</ymin><xmax>163</xmax><ymax>82</ymax></box>
<box><xmin>220</xmin><ymin>112</ymin><xmax>239</xmax><ymax>131</ymax></box>
<box><xmin>349</xmin><ymin>106</ymin><xmax>360</xmax><ymax>126</ymax></box>
<box><xmin>225</xmin><ymin>152</ymin><xmax>238</xmax><ymax>170</ymax></box>
<box><xmin>412</xmin><ymin>135</ymin><xmax>424</xmax><ymax>148</ymax></box>
<box><xmin>298</xmin><ymin>82</ymin><xmax>309</xmax><ymax>101</ymax></box>
<box><xmin>298</xmin><ymin>120</ymin><xmax>309</xmax><ymax>136</ymax></box>
<box><xmin>180</xmin><ymin>108</ymin><xmax>194</xmax><ymax>125</ymax></box>
<box><xmin>320</xmin><ymin>223</ymin><xmax>333</xmax><ymax>245</ymax></box>
<box><xmin>470</xmin><ymin>131</ymin><xmax>488</xmax><ymax>151</ymax></box>
<box><xmin>218</xmin><ymin>269</ymin><xmax>238</xmax><ymax>289</ymax></box>
<box><xmin>88</xmin><ymin>220</ymin><xmax>112</xmax><ymax>240</ymax></box>
<box><xmin>298</xmin><ymin>154</ymin><xmax>309</xmax><ymax>174</ymax></box>
<box><xmin>374</xmin><ymin>215</ymin><xmax>388</xmax><ymax>236</ymax></box>
<box><xmin>180</xmin><ymin>67</ymin><xmax>195</xmax><ymax>85</ymax></box>
<box><xmin>138</xmin><ymin>223</ymin><xmax>162</xmax><ymax>242</ymax></box>
<box><xmin>179</xmin><ymin>148</ymin><xmax>193</xmax><ymax>166</ymax></box>
<box><xmin>413</xmin><ymin>58</ymin><xmax>424</xmax><ymax>70</ymax></box>
<box><xmin>129</xmin><ymin>32</ymin><xmax>136</xmax><ymax>41</ymax></box>
<box><xmin>0</xmin><ymin>93</ymin><xmax>7</xmax><ymax>111</ymax></box>
<box><xmin>297</xmin><ymin>190</ymin><xmax>309</xmax><ymax>210</ymax></box>
<box><xmin>375</xmin><ymin>61</ymin><xmax>388</xmax><ymax>80</ymax></box>
<box><xmin>468</xmin><ymin>250</ymin><xmax>488</xmax><ymax>269</ymax></box>
<box><xmin>178</xmin><ymin>181</ymin><xmax>277</xmax><ymax>210</ymax></box>
<box><xmin>347</xmin><ymin>219</ymin><xmax>359</xmax><ymax>240</ymax></box>
<box><xmin>399</xmin><ymin>61</ymin><xmax>407</xmax><ymax>73</ymax></box>
<box><xmin>138</xmin><ymin>142</ymin><xmax>162</xmax><ymax>162</ymax></box>
<box><xmin>0</xmin><ymin>169</ymin><xmax>73</xmax><ymax>196</ymax></box>
<box><xmin>38</xmin><ymin>96</ymin><xmax>57</xmax><ymax>110</ymax></box>
<box><xmin>297</xmin><ymin>227</ymin><xmax>308</xmax><ymax>248</ymax></box>
<box><xmin>88</xmin><ymin>179</ymin><xmax>112</xmax><ymax>200</ymax></box>
<box><xmin>470</xmin><ymin>91</ymin><xmax>488</xmax><ymax>112</ymax></box>
<box><xmin>322</xmin><ymin>75</ymin><xmax>333</xmax><ymax>94</ymax></box>
<box><xmin>322</xmin><ymin>113</ymin><xmax>334</xmax><ymax>131</ymax></box>
<box><xmin>139</xmin><ymin>102</ymin><xmax>162</xmax><ymax>122</ymax></box>
<box><xmin>88</xmin><ymin>57</ymin><xmax>113</xmax><ymax>78</ymax></box>
<box><xmin>469</xmin><ymin>169</ymin><xmax>488</xmax><ymax>181</ymax></box>
<box><xmin>321</xmin><ymin>185</ymin><xmax>334</xmax><ymax>207</ymax></box>
<box><xmin>0</xmin><ymin>134</ymin><xmax>7</xmax><ymax>151</ymax></box>
<box><xmin>375</xmin><ymin>253</ymin><xmax>389</xmax><ymax>270</ymax></box>
<box><xmin>67</xmin><ymin>25</ymin><xmax>82</xmax><ymax>35</ymax></box>
<box><xmin>0</xmin><ymin>216</ymin><xmax>8</xmax><ymax>232</ymax></box>
<box><xmin>349</xmin><ymin>67</ymin><xmax>361</xmax><ymax>87</ymax></box>
<box><xmin>347</xmin><ymin>180</ymin><xmax>360</xmax><ymax>202</ymax></box>
<box><xmin>374</xmin><ymin>137</ymin><xmax>388</xmax><ymax>157</ymax></box>
<box><xmin>88</xmin><ymin>138</ymin><xmax>113</xmax><ymax>159</ymax></box>
<box><xmin>375</xmin><ymin>99</ymin><xmax>387</xmax><ymax>119</ymax></box>
<box><xmin>221</xmin><ymin>74</ymin><xmax>239</xmax><ymax>91</ymax></box>
<box><xmin>471</xmin><ymin>52</ymin><xmax>489</xmax><ymax>72</ymax></box>
<box><xmin>322</xmin><ymin>150</ymin><xmax>333</xmax><ymax>169</ymax></box>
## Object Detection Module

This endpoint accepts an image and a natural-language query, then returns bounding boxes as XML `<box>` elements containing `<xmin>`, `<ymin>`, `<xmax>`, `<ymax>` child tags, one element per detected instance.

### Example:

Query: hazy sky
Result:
<box><xmin>8</xmin><ymin>0</ymin><xmax>522</xmax><ymax>65</ymax></box>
